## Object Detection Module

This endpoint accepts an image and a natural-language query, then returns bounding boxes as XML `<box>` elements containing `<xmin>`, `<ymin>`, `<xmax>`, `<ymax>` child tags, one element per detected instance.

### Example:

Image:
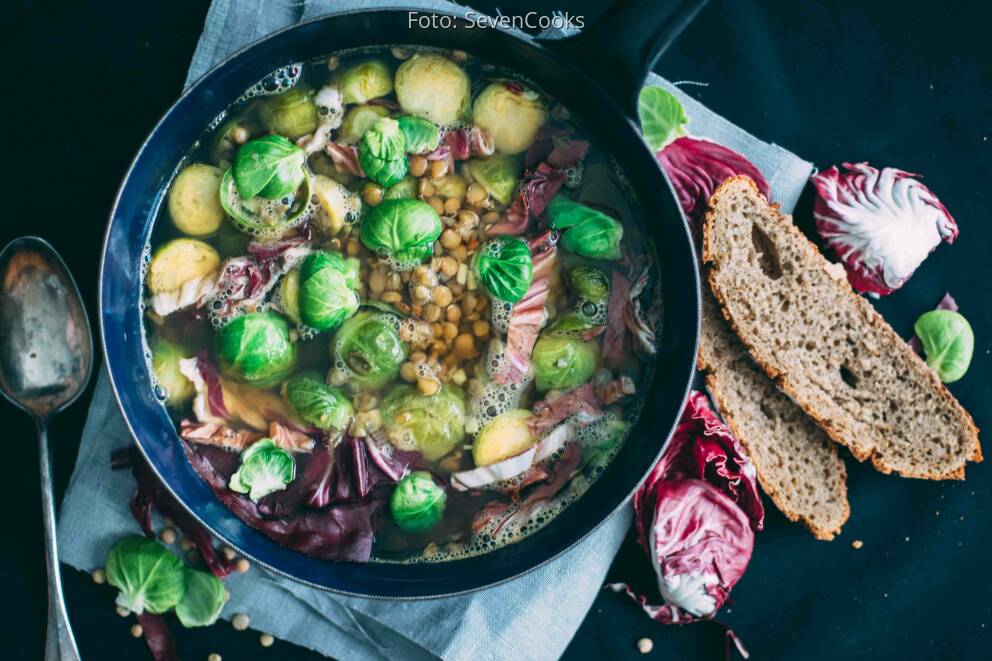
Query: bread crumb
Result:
<box><xmin>851</xmin><ymin>540</ymin><xmax>864</xmax><ymax>549</ymax></box>
<box><xmin>637</xmin><ymin>638</ymin><xmax>653</xmax><ymax>653</ymax></box>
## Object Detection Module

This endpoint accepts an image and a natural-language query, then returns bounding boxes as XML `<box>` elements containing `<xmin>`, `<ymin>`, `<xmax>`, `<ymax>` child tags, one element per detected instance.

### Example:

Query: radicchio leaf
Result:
<box><xmin>811</xmin><ymin>162</ymin><xmax>959</xmax><ymax>296</ymax></box>
<box><xmin>528</xmin><ymin>382</ymin><xmax>602</xmax><ymax>434</ymax></box>
<box><xmin>135</xmin><ymin>612</ymin><xmax>179</xmax><ymax>661</ymax></box>
<box><xmin>487</xmin><ymin>164</ymin><xmax>565</xmax><ymax>237</ymax></box>
<box><xmin>656</xmin><ymin>136</ymin><xmax>770</xmax><ymax>230</ymax></box>
<box><xmin>602</xmin><ymin>270</ymin><xmax>632</xmax><ymax>361</ymax></box>
<box><xmin>325</xmin><ymin>142</ymin><xmax>365</xmax><ymax>177</ymax></box>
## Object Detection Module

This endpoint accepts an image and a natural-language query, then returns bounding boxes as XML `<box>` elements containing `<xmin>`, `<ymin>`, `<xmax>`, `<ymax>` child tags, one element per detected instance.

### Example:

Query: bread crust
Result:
<box><xmin>703</xmin><ymin>176</ymin><xmax>981</xmax><ymax>480</ymax></box>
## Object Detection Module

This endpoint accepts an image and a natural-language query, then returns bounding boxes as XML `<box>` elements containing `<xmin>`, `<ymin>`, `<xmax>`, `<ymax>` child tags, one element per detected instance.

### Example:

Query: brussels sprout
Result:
<box><xmin>151</xmin><ymin>339</ymin><xmax>194</xmax><ymax>407</ymax></box>
<box><xmin>358</xmin><ymin>117</ymin><xmax>409</xmax><ymax>187</ymax></box>
<box><xmin>146</xmin><ymin>239</ymin><xmax>221</xmax><ymax>296</ymax></box>
<box><xmin>167</xmin><ymin>164</ymin><xmax>226</xmax><ymax>237</ymax></box>
<box><xmin>331</xmin><ymin>311</ymin><xmax>407</xmax><ymax>391</ymax></box>
<box><xmin>229</xmin><ymin>438</ymin><xmax>296</xmax><ymax>502</ymax></box>
<box><xmin>381</xmin><ymin>384</ymin><xmax>466</xmax><ymax>460</ymax></box>
<box><xmin>568</xmin><ymin>264</ymin><xmax>610</xmax><ymax>302</ymax></box>
<box><xmin>472</xmin><ymin>236</ymin><xmax>533</xmax><ymax>303</ymax></box>
<box><xmin>338</xmin><ymin>59</ymin><xmax>394</xmax><ymax>105</ymax></box>
<box><xmin>464</xmin><ymin>155</ymin><xmax>520</xmax><ymax>205</ymax></box>
<box><xmin>396</xmin><ymin>115</ymin><xmax>441</xmax><ymax>154</ymax></box>
<box><xmin>338</xmin><ymin>104</ymin><xmax>390</xmax><ymax>144</ymax></box>
<box><xmin>312</xmin><ymin>175</ymin><xmax>361</xmax><ymax>236</ymax></box>
<box><xmin>390</xmin><ymin>471</ymin><xmax>447</xmax><ymax>532</ymax></box>
<box><xmin>284</xmin><ymin>372</ymin><xmax>354</xmax><ymax>430</ymax></box>
<box><xmin>298</xmin><ymin>251</ymin><xmax>361</xmax><ymax>331</ymax></box>
<box><xmin>472</xmin><ymin>82</ymin><xmax>548</xmax><ymax>155</ymax></box>
<box><xmin>914</xmin><ymin>309</ymin><xmax>974</xmax><ymax>383</ymax></box>
<box><xmin>532</xmin><ymin>335</ymin><xmax>600</xmax><ymax>393</ymax></box>
<box><xmin>216</xmin><ymin>312</ymin><xmax>297</xmax><ymax>387</ymax></box>
<box><xmin>549</xmin><ymin>265</ymin><xmax>609</xmax><ymax>335</ymax></box>
<box><xmin>175</xmin><ymin>568</ymin><xmax>228</xmax><ymax>628</ymax></box>
<box><xmin>279</xmin><ymin>269</ymin><xmax>302</xmax><ymax>324</ymax></box>
<box><xmin>395</xmin><ymin>53</ymin><xmax>471</xmax><ymax>125</ymax></box>
<box><xmin>360</xmin><ymin>198</ymin><xmax>442</xmax><ymax>269</ymax></box>
<box><xmin>220</xmin><ymin>167</ymin><xmax>311</xmax><ymax>238</ymax></box>
<box><xmin>259</xmin><ymin>87</ymin><xmax>320</xmax><ymax>140</ymax></box>
<box><xmin>384</xmin><ymin>176</ymin><xmax>417</xmax><ymax>200</ymax></box>
<box><xmin>105</xmin><ymin>536</ymin><xmax>186</xmax><ymax>615</ymax></box>
<box><xmin>638</xmin><ymin>86</ymin><xmax>688</xmax><ymax>152</ymax></box>
<box><xmin>231</xmin><ymin>135</ymin><xmax>307</xmax><ymax>201</ymax></box>
<box><xmin>472</xmin><ymin>409</ymin><xmax>535</xmax><ymax>467</ymax></box>
<box><xmin>547</xmin><ymin>196</ymin><xmax>623</xmax><ymax>261</ymax></box>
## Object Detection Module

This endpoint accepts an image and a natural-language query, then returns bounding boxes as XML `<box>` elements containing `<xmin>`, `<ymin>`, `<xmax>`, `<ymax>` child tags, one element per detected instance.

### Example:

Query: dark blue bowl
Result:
<box><xmin>100</xmin><ymin>9</ymin><xmax>699</xmax><ymax>598</ymax></box>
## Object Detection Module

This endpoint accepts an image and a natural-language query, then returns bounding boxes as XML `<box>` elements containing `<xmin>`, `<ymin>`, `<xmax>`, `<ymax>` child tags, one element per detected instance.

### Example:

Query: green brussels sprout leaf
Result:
<box><xmin>472</xmin><ymin>236</ymin><xmax>533</xmax><ymax>303</ymax></box>
<box><xmin>232</xmin><ymin>135</ymin><xmax>306</xmax><ymax>200</ymax></box>
<box><xmin>359</xmin><ymin>199</ymin><xmax>442</xmax><ymax>269</ymax></box>
<box><xmin>547</xmin><ymin>196</ymin><xmax>624</xmax><ymax>261</ymax></box>
<box><xmin>298</xmin><ymin>251</ymin><xmax>361</xmax><ymax>331</ymax></box>
<box><xmin>381</xmin><ymin>384</ymin><xmax>467</xmax><ymax>460</ymax></box>
<box><xmin>105</xmin><ymin>536</ymin><xmax>186</xmax><ymax>615</ymax></box>
<box><xmin>229</xmin><ymin>438</ymin><xmax>296</xmax><ymax>502</ymax></box>
<box><xmin>285</xmin><ymin>372</ymin><xmax>354</xmax><ymax>430</ymax></box>
<box><xmin>383</xmin><ymin>176</ymin><xmax>418</xmax><ymax>201</ymax></box>
<box><xmin>175</xmin><ymin>568</ymin><xmax>228</xmax><ymax>628</ymax></box>
<box><xmin>390</xmin><ymin>471</ymin><xmax>447</xmax><ymax>532</ymax></box>
<box><xmin>259</xmin><ymin>87</ymin><xmax>319</xmax><ymax>140</ymax></box>
<box><xmin>216</xmin><ymin>311</ymin><xmax>297</xmax><ymax>387</ymax></box>
<box><xmin>338</xmin><ymin>59</ymin><xmax>394</xmax><ymax>105</ymax></box>
<box><xmin>331</xmin><ymin>311</ymin><xmax>408</xmax><ymax>391</ymax></box>
<box><xmin>914</xmin><ymin>309</ymin><xmax>974</xmax><ymax>383</ymax></box>
<box><xmin>220</xmin><ymin>167</ymin><xmax>311</xmax><ymax>238</ymax></box>
<box><xmin>637</xmin><ymin>86</ymin><xmax>688</xmax><ymax>152</ymax></box>
<box><xmin>532</xmin><ymin>335</ymin><xmax>600</xmax><ymax>393</ymax></box>
<box><xmin>396</xmin><ymin>115</ymin><xmax>441</xmax><ymax>154</ymax></box>
<box><xmin>465</xmin><ymin>155</ymin><xmax>521</xmax><ymax>205</ymax></box>
<box><xmin>358</xmin><ymin>117</ymin><xmax>409</xmax><ymax>187</ymax></box>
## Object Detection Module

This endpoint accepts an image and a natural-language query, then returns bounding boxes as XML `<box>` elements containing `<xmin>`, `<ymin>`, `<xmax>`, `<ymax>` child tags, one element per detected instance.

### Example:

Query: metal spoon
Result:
<box><xmin>0</xmin><ymin>237</ymin><xmax>92</xmax><ymax>661</ymax></box>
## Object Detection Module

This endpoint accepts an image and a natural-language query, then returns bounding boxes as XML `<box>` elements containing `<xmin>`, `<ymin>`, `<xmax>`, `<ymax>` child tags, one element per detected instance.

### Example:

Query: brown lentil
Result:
<box><xmin>466</xmin><ymin>182</ymin><xmax>488</xmax><ymax>205</ymax></box>
<box><xmin>231</xmin><ymin>125</ymin><xmax>249</xmax><ymax>145</ymax></box>
<box><xmin>433</xmin><ymin>285</ymin><xmax>453</xmax><ymax>307</ymax></box>
<box><xmin>443</xmin><ymin>197</ymin><xmax>462</xmax><ymax>215</ymax></box>
<box><xmin>385</xmin><ymin>272</ymin><xmax>402</xmax><ymax>291</ymax></box>
<box><xmin>381</xmin><ymin>291</ymin><xmax>402</xmax><ymax>304</ymax></box>
<box><xmin>454</xmin><ymin>333</ymin><xmax>476</xmax><ymax>358</ymax></box>
<box><xmin>442</xmin><ymin>322</ymin><xmax>459</xmax><ymax>341</ymax></box>
<box><xmin>446</xmin><ymin>305</ymin><xmax>462</xmax><ymax>323</ymax></box>
<box><xmin>400</xmin><ymin>362</ymin><xmax>418</xmax><ymax>382</ymax></box>
<box><xmin>438</xmin><ymin>256</ymin><xmax>458</xmax><ymax>277</ymax></box>
<box><xmin>472</xmin><ymin>320</ymin><xmax>490</xmax><ymax>337</ymax></box>
<box><xmin>450</xmin><ymin>244</ymin><xmax>468</xmax><ymax>262</ymax></box>
<box><xmin>368</xmin><ymin>270</ymin><xmax>386</xmax><ymax>294</ymax></box>
<box><xmin>409</xmin><ymin>155</ymin><xmax>428</xmax><ymax>177</ymax></box>
<box><xmin>427</xmin><ymin>196</ymin><xmax>445</xmax><ymax>215</ymax></box>
<box><xmin>411</xmin><ymin>284</ymin><xmax>431</xmax><ymax>304</ymax></box>
<box><xmin>439</xmin><ymin>229</ymin><xmax>461</xmax><ymax>250</ymax></box>
<box><xmin>346</xmin><ymin>239</ymin><xmax>361</xmax><ymax>256</ymax></box>
<box><xmin>423</xmin><ymin>303</ymin><xmax>442</xmax><ymax>322</ymax></box>
<box><xmin>361</xmin><ymin>182</ymin><xmax>384</xmax><ymax>207</ymax></box>
<box><xmin>417</xmin><ymin>377</ymin><xmax>442</xmax><ymax>396</ymax></box>
<box><xmin>429</xmin><ymin>159</ymin><xmax>448</xmax><ymax>179</ymax></box>
<box><xmin>482</xmin><ymin>211</ymin><xmax>500</xmax><ymax>225</ymax></box>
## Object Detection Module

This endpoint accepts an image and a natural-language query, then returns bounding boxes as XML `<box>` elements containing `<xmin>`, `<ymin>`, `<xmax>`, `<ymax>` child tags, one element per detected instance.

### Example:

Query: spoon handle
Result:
<box><xmin>38</xmin><ymin>424</ymin><xmax>81</xmax><ymax>661</ymax></box>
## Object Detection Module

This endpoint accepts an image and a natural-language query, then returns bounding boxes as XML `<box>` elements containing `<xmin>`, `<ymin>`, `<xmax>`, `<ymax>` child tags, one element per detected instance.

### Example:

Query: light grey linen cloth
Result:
<box><xmin>57</xmin><ymin>2</ymin><xmax>814</xmax><ymax>660</ymax></box>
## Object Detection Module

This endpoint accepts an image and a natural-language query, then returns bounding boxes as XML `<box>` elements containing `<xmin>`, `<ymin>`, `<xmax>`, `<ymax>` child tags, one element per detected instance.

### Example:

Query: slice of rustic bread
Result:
<box><xmin>703</xmin><ymin>176</ymin><xmax>981</xmax><ymax>479</ymax></box>
<box><xmin>699</xmin><ymin>291</ymin><xmax>849</xmax><ymax>539</ymax></box>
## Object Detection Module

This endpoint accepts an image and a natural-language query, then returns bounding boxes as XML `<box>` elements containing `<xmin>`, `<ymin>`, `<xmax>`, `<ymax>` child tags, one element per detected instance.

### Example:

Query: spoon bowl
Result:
<box><xmin>0</xmin><ymin>236</ymin><xmax>92</xmax><ymax>661</ymax></box>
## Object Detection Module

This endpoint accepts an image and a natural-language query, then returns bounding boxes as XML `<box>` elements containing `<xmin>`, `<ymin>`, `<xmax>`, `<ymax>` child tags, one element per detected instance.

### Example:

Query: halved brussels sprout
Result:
<box><xmin>360</xmin><ymin>198</ymin><xmax>442</xmax><ymax>269</ymax></box>
<box><xmin>384</xmin><ymin>176</ymin><xmax>417</xmax><ymax>201</ymax></box>
<box><xmin>547</xmin><ymin>196</ymin><xmax>623</xmax><ymax>261</ymax></box>
<box><xmin>284</xmin><ymin>372</ymin><xmax>354</xmax><ymax>430</ymax></box>
<box><xmin>167</xmin><ymin>164</ymin><xmax>226</xmax><ymax>237</ymax></box>
<box><xmin>532</xmin><ymin>335</ymin><xmax>600</xmax><ymax>393</ymax></box>
<box><xmin>472</xmin><ymin>82</ymin><xmax>548</xmax><ymax>155</ymax></box>
<box><xmin>381</xmin><ymin>384</ymin><xmax>466</xmax><ymax>460</ymax></box>
<box><xmin>219</xmin><ymin>167</ymin><xmax>311</xmax><ymax>238</ymax></box>
<box><xmin>338</xmin><ymin>104</ymin><xmax>390</xmax><ymax>144</ymax></box>
<box><xmin>331</xmin><ymin>311</ymin><xmax>407</xmax><ymax>391</ymax></box>
<box><xmin>258</xmin><ymin>87</ymin><xmax>319</xmax><ymax>140</ymax></box>
<box><xmin>175</xmin><ymin>568</ymin><xmax>228</xmax><ymax>628</ymax></box>
<box><xmin>105</xmin><ymin>536</ymin><xmax>186</xmax><ymax>615</ymax></box>
<box><xmin>279</xmin><ymin>269</ymin><xmax>302</xmax><ymax>324</ymax></box>
<box><xmin>298</xmin><ymin>251</ymin><xmax>361</xmax><ymax>331</ymax></box>
<box><xmin>390</xmin><ymin>471</ymin><xmax>447</xmax><ymax>532</ymax></box>
<box><xmin>395</xmin><ymin>54</ymin><xmax>471</xmax><ymax>126</ymax></box>
<box><xmin>472</xmin><ymin>409</ymin><xmax>535</xmax><ymax>467</ymax></box>
<box><xmin>472</xmin><ymin>236</ymin><xmax>533</xmax><ymax>303</ymax></box>
<box><xmin>464</xmin><ymin>155</ymin><xmax>520</xmax><ymax>205</ymax></box>
<box><xmin>231</xmin><ymin>135</ymin><xmax>306</xmax><ymax>200</ymax></box>
<box><xmin>216</xmin><ymin>311</ymin><xmax>297</xmax><ymax>387</ymax></box>
<box><xmin>549</xmin><ymin>265</ymin><xmax>609</xmax><ymax>335</ymax></box>
<box><xmin>146</xmin><ymin>239</ymin><xmax>220</xmax><ymax>296</ymax></box>
<box><xmin>229</xmin><ymin>438</ymin><xmax>296</xmax><ymax>502</ymax></box>
<box><xmin>311</xmin><ymin>175</ymin><xmax>361</xmax><ymax>236</ymax></box>
<box><xmin>396</xmin><ymin>115</ymin><xmax>441</xmax><ymax>154</ymax></box>
<box><xmin>151</xmin><ymin>339</ymin><xmax>194</xmax><ymax>407</ymax></box>
<box><xmin>358</xmin><ymin>117</ymin><xmax>409</xmax><ymax>187</ymax></box>
<box><xmin>337</xmin><ymin>59</ymin><xmax>394</xmax><ymax>105</ymax></box>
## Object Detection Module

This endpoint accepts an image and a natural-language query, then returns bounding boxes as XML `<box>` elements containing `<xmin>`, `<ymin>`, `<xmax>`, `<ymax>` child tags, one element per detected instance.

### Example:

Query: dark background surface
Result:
<box><xmin>1</xmin><ymin>0</ymin><xmax>989</xmax><ymax>659</ymax></box>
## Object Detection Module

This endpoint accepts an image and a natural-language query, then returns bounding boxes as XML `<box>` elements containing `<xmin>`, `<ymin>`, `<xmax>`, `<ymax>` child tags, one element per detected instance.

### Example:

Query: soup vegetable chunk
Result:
<box><xmin>143</xmin><ymin>48</ymin><xmax>661</xmax><ymax>563</ymax></box>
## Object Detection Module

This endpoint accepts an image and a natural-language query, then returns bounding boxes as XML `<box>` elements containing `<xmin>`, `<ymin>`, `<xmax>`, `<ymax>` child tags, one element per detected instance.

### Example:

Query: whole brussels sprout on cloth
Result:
<box><xmin>360</xmin><ymin>198</ymin><xmax>442</xmax><ymax>269</ymax></box>
<box><xmin>358</xmin><ymin>116</ymin><xmax>409</xmax><ymax>187</ymax></box>
<box><xmin>105</xmin><ymin>536</ymin><xmax>186</xmax><ymax>615</ymax></box>
<box><xmin>381</xmin><ymin>383</ymin><xmax>467</xmax><ymax>461</ymax></box>
<box><xmin>547</xmin><ymin>195</ymin><xmax>624</xmax><ymax>261</ymax></box>
<box><xmin>284</xmin><ymin>372</ymin><xmax>354</xmax><ymax>430</ymax></box>
<box><xmin>330</xmin><ymin>311</ymin><xmax>408</xmax><ymax>391</ymax></box>
<box><xmin>216</xmin><ymin>311</ymin><xmax>297</xmax><ymax>387</ymax></box>
<box><xmin>473</xmin><ymin>82</ymin><xmax>548</xmax><ymax>155</ymax></box>
<box><xmin>297</xmin><ymin>250</ymin><xmax>361</xmax><ymax>331</ymax></box>
<box><xmin>395</xmin><ymin>53</ymin><xmax>471</xmax><ymax>126</ymax></box>
<box><xmin>472</xmin><ymin>236</ymin><xmax>534</xmax><ymax>303</ymax></box>
<box><xmin>229</xmin><ymin>438</ymin><xmax>297</xmax><ymax>502</ymax></box>
<box><xmin>259</xmin><ymin>87</ymin><xmax>320</xmax><ymax>140</ymax></box>
<box><xmin>915</xmin><ymin>308</ymin><xmax>974</xmax><ymax>383</ymax></box>
<box><xmin>337</xmin><ymin>58</ymin><xmax>394</xmax><ymax>105</ymax></box>
<box><xmin>390</xmin><ymin>471</ymin><xmax>447</xmax><ymax>533</ymax></box>
<box><xmin>532</xmin><ymin>335</ymin><xmax>600</xmax><ymax>393</ymax></box>
<box><xmin>175</xmin><ymin>568</ymin><xmax>228</xmax><ymax>628</ymax></box>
